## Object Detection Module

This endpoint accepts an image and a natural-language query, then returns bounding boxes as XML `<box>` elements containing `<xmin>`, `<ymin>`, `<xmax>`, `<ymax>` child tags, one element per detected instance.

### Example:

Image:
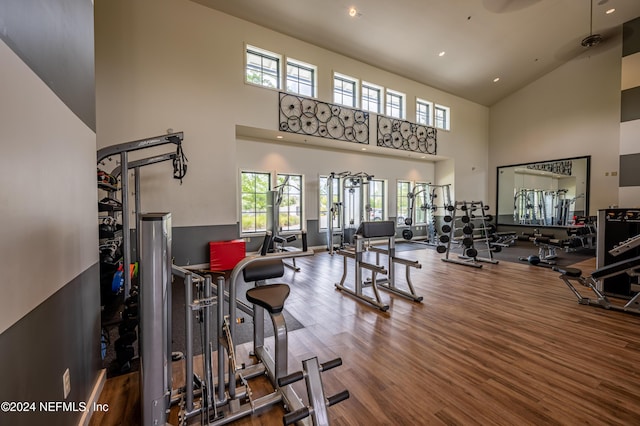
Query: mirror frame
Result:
<box><xmin>496</xmin><ymin>155</ymin><xmax>591</xmax><ymax>228</ymax></box>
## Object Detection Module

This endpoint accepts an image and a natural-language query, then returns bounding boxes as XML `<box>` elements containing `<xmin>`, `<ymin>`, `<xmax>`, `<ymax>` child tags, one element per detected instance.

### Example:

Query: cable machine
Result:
<box><xmin>325</xmin><ymin>171</ymin><xmax>374</xmax><ymax>254</ymax></box>
<box><xmin>266</xmin><ymin>175</ymin><xmax>303</xmax><ymax>271</ymax></box>
<box><xmin>97</xmin><ymin>131</ymin><xmax>187</xmax><ymax>297</ymax></box>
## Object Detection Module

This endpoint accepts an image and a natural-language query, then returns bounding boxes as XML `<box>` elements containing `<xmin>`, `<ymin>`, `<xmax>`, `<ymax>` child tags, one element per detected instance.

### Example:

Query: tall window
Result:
<box><xmin>397</xmin><ymin>181</ymin><xmax>411</xmax><ymax>225</ymax></box>
<box><xmin>286</xmin><ymin>59</ymin><xmax>316</xmax><ymax>97</ymax></box>
<box><xmin>241</xmin><ymin>171</ymin><xmax>271</xmax><ymax>233</ymax></box>
<box><xmin>246</xmin><ymin>46</ymin><xmax>281</xmax><ymax>89</ymax></box>
<box><xmin>435</xmin><ymin>104</ymin><xmax>450</xmax><ymax>130</ymax></box>
<box><xmin>319</xmin><ymin>176</ymin><xmax>342</xmax><ymax>230</ymax></box>
<box><xmin>333</xmin><ymin>73</ymin><xmax>357</xmax><ymax>107</ymax></box>
<box><xmin>368</xmin><ymin>179</ymin><xmax>386</xmax><ymax>221</ymax></box>
<box><xmin>415</xmin><ymin>183</ymin><xmax>430</xmax><ymax>225</ymax></box>
<box><xmin>416</xmin><ymin>99</ymin><xmax>433</xmax><ymax>126</ymax></box>
<box><xmin>276</xmin><ymin>174</ymin><xmax>303</xmax><ymax>231</ymax></box>
<box><xmin>362</xmin><ymin>82</ymin><xmax>382</xmax><ymax>113</ymax></box>
<box><xmin>386</xmin><ymin>89</ymin><xmax>405</xmax><ymax>119</ymax></box>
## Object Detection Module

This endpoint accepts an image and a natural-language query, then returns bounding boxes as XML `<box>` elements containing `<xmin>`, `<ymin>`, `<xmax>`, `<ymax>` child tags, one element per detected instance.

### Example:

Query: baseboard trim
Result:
<box><xmin>77</xmin><ymin>369</ymin><xmax>107</xmax><ymax>426</ymax></box>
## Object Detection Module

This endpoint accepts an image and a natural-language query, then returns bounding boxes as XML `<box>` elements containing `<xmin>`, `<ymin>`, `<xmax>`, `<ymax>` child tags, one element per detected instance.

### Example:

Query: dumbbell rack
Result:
<box><xmin>440</xmin><ymin>201</ymin><xmax>498</xmax><ymax>268</ymax></box>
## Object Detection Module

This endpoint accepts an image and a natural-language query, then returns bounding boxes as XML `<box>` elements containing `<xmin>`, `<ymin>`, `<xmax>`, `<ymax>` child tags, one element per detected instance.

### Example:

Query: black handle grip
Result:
<box><xmin>320</xmin><ymin>357</ymin><xmax>342</xmax><ymax>372</ymax></box>
<box><xmin>327</xmin><ymin>390</ymin><xmax>350</xmax><ymax>407</ymax></box>
<box><xmin>277</xmin><ymin>370</ymin><xmax>304</xmax><ymax>387</ymax></box>
<box><xmin>260</xmin><ymin>231</ymin><xmax>273</xmax><ymax>256</ymax></box>
<box><xmin>301</xmin><ymin>230</ymin><xmax>308</xmax><ymax>252</ymax></box>
<box><xmin>283</xmin><ymin>407</ymin><xmax>309</xmax><ymax>425</ymax></box>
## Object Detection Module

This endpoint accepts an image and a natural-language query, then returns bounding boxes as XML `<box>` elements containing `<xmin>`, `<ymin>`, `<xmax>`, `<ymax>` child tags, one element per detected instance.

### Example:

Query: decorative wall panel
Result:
<box><xmin>377</xmin><ymin>116</ymin><xmax>437</xmax><ymax>155</ymax></box>
<box><xmin>279</xmin><ymin>93</ymin><xmax>369</xmax><ymax>143</ymax></box>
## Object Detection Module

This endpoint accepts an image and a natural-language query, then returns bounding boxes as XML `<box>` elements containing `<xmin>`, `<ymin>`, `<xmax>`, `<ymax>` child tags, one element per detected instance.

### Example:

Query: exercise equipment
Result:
<box><xmin>335</xmin><ymin>221</ymin><xmax>423</xmax><ymax>311</ymax></box>
<box><xmin>143</xmin><ymin>224</ymin><xmax>348</xmax><ymax>425</ymax></box>
<box><xmin>278</xmin><ymin>357</ymin><xmax>350</xmax><ymax>425</ymax></box>
<box><xmin>266</xmin><ymin>175</ymin><xmax>304</xmax><ymax>271</ymax></box>
<box><xmin>97</xmin><ymin>131</ymin><xmax>185</xmax><ymax>296</ymax></box>
<box><xmin>403</xmin><ymin>183</ymin><xmax>452</xmax><ymax>245</ymax></box>
<box><xmin>555</xmin><ymin>255</ymin><xmax>640</xmax><ymax>314</ymax></box>
<box><xmin>325</xmin><ymin>171</ymin><xmax>374</xmax><ymax>254</ymax></box>
<box><xmin>513</xmin><ymin>188</ymin><xmax>584</xmax><ymax>226</ymax></box>
<box><xmin>439</xmin><ymin>201</ymin><xmax>498</xmax><ymax>268</ymax></box>
<box><xmin>596</xmin><ymin>208</ymin><xmax>640</xmax><ymax>298</ymax></box>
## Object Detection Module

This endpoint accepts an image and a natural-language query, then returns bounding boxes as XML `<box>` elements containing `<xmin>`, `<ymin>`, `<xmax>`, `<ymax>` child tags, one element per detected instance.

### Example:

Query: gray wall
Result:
<box><xmin>0</xmin><ymin>0</ymin><xmax>99</xmax><ymax>424</ymax></box>
<box><xmin>0</xmin><ymin>0</ymin><xmax>96</xmax><ymax>130</ymax></box>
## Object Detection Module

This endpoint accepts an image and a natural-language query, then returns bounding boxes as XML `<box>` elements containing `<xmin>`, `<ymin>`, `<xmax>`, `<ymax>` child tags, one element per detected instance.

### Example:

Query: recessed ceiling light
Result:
<box><xmin>361</xmin><ymin>147</ymin><xmax>367</xmax><ymax>151</ymax></box>
<box><xmin>438</xmin><ymin>51</ymin><xmax>446</xmax><ymax>57</ymax></box>
<box><xmin>606</xmin><ymin>8</ymin><xmax>615</xmax><ymax>15</ymax></box>
<box><xmin>493</xmin><ymin>77</ymin><xmax>500</xmax><ymax>83</ymax></box>
<box><xmin>276</xmin><ymin>135</ymin><xmax>283</xmax><ymax>139</ymax></box>
<box><xmin>349</xmin><ymin>7</ymin><xmax>357</xmax><ymax>17</ymax></box>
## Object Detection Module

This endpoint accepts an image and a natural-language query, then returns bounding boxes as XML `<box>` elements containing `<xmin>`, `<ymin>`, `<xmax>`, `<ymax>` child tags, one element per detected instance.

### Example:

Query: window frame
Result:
<box><xmin>245</xmin><ymin>44</ymin><xmax>282</xmax><ymax>90</ymax></box>
<box><xmin>396</xmin><ymin>180</ymin><xmax>412</xmax><ymax>226</ymax></box>
<box><xmin>276</xmin><ymin>173</ymin><xmax>304</xmax><ymax>233</ymax></box>
<box><xmin>416</xmin><ymin>98</ymin><xmax>433</xmax><ymax>127</ymax></box>
<box><xmin>367</xmin><ymin>179</ymin><xmax>387</xmax><ymax>221</ymax></box>
<box><xmin>385</xmin><ymin>89</ymin><xmax>406</xmax><ymax>119</ymax></box>
<box><xmin>240</xmin><ymin>170</ymin><xmax>273</xmax><ymax>235</ymax></box>
<box><xmin>414</xmin><ymin>182</ymin><xmax>431</xmax><ymax>225</ymax></box>
<box><xmin>319</xmin><ymin>175</ymin><xmax>342</xmax><ymax>231</ymax></box>
<box><xmin>361</xmin><ymin>81</ymin><xmax>383</xmax><ymax>114</ymax></box>
<box><xmin>333</xmin><ymin>72</ymin><xmax>358</xmax><ymax>108</ymax></box>
<box><xmin>434</xmin><ymin>104</ymin><xmax>451</xmax><ymax>131</ymax></box>
<box><xmin>286</xmin><ymin>58</ymin><xmax>317</xmax><ymax>98</ymax></box>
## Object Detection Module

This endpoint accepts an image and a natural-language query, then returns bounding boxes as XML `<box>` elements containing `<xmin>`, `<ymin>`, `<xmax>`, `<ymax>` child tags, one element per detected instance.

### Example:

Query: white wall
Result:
<box><xmin>0</xmin><ymin>39</ymin><xmax>97</xmax><ymax>333</ymax></box>
<box><xmin>95</xmin><ymin>0</ymin><xmax>489</xmax><ymax>228</ymax></box>
<box><xmin>489</xmin><ymin>43</ymin><xmax>622</xmax><ymax>216</ymax></box>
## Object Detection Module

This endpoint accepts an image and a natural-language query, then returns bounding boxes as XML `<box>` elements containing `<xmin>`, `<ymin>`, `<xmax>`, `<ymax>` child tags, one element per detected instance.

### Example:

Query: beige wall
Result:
<box><xmin>95</xmin><ymin>0</ymin><xmax>490</xmax><ymax>227</ymax></box>
<box><xmin>489</xmin><ymin>42</ymin><xmax>623</xmax><ymax>216</ymax></box>
<box><xmin>0</xmin><ymin>39</ymin><xmax>97</xmax><ymax>333</ymax></box>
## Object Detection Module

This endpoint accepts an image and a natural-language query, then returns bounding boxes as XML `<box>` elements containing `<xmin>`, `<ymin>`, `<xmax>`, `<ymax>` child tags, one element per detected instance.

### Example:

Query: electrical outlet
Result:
<box><xmin>63</xmin><ymin>368</ymin><xmax>71</xmax><ymax>399</ymax></box>
<box><xmin>612</xmin><ymin>171</ymin><xmax>618</xmax><ymax>176</ymax></box>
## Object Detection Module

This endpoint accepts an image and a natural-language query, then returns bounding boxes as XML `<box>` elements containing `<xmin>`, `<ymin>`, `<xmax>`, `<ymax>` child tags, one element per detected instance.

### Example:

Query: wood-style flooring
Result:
<box><xmin>89</xmin><ymin>248</ymin><xmax>640</xmax><ymax>425</ymax></box>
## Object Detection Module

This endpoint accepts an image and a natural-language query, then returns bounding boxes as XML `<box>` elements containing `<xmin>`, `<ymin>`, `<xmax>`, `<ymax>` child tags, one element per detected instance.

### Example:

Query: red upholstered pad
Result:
<box><xmin>246</xmin><ymin>284</ymin><xmax>290</xmax><ymax>314</ymax></box>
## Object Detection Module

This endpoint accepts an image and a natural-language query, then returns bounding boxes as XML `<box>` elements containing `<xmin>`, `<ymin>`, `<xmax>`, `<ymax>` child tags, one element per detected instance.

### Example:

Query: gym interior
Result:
<box><xmin>3</xmin><ymin>0</ymin><xmax>640</xmax><ymax>425</ymax></box>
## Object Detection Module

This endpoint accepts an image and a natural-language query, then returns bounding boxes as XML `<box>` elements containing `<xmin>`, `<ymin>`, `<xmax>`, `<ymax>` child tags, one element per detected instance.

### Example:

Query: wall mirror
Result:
<box><xmin>496</xmin><ymin>156</ymin><xmax>590</xmax><ymax>227</ymax></box>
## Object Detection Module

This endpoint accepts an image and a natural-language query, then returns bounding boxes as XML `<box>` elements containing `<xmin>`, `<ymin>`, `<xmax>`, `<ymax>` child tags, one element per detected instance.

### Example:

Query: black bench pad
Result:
<box><xmin>243</xmin><ymin>258</ymin><xmax>285</xmax><ymax>282</ymax></box>
<box><xmin>246</xmin><ymin>284</ymin><xmax>290</xmax><ymax>314</ymax></box>
<box><xmin>591</xmin><ymin>255</ymin><xmax>640</xmax><ymax>280</ymax></box>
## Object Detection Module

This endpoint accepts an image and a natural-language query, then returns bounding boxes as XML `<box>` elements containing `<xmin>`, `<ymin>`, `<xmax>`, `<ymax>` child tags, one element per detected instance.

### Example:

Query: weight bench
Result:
<box><xmin>554</xmin><ymin>255</ymin><xmax>640</xmax><ymax>314</ymax></box>
<box><xmin>335</xmin><ymin>221</ymin><xmax>423</xmax><ymax>311</ymax></box>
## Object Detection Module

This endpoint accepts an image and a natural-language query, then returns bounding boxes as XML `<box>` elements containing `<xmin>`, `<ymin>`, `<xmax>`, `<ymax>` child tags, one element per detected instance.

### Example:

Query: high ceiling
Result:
<box><xmin>191</xmin><ymin>0</ymin><xmax>640</xmax><ymax>106</ymax></box>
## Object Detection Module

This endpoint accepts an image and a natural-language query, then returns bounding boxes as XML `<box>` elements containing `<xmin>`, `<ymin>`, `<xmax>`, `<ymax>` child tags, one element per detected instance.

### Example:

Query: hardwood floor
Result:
<box><xmin>90</xmin><ymin>248</ymin><xmax>640</xmax><ymax>425</ymax></box>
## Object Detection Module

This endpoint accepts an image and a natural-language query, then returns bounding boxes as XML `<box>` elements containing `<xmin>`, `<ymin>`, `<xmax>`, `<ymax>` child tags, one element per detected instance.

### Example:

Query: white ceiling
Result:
<box><xmin>191</xmin><ymin>0</ymin><xmax>640</xmax><ymax>106</ymax></box>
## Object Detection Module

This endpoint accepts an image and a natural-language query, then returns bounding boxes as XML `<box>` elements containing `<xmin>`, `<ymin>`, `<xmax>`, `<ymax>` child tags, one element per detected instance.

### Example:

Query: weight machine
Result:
<box><xmin>139</xmin><ymin>216</ymin><xmax>349</xmax><ymax>425</ymax></box>
<box><xmin>325</xmin><ymin>171</ymin><xmax>374</xmax><ymax>254</ymax></box>
<box><xmin>514</xmin><ymin>188</ymin><xmax>584</xmax><ymax>226</ymax></box>
<box><xmin>555</xmin><ymin>255</ymin><xmax>640</xmax><ymax>314</ymax></box>
<box><xmin>97</xmin><ymin>131</ymin><xmax>186</xmax><ymax>296</ymax></box>
<box><xmin>402</xmin><ymin>183</ymin><xmax>451</xmax><ymax>244</ymax></box>
<box><xmin>266</xmin><ymin>175</ymin><xmax>303</xmax><ymax>271</ymax></box>
<box><xmin>335</xmin><ymin>221</ymin><xmax>423</xmax><ymax>311</ymax></box>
